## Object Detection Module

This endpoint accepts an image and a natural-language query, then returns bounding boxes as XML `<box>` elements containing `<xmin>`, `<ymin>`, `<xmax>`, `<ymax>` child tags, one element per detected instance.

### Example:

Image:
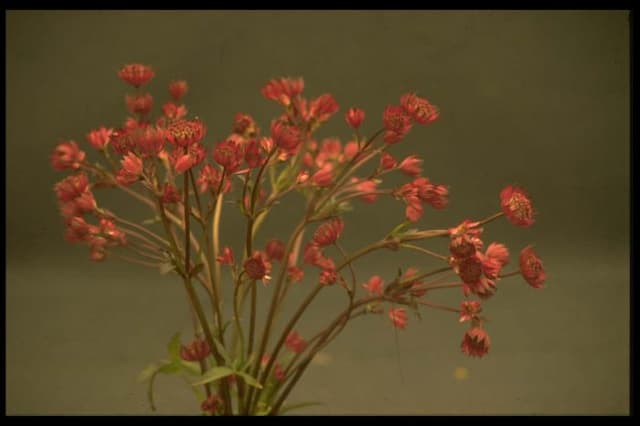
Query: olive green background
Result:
<box><xmin>6</xmin><ymin>10</ymin><xmax>630</xmax><ymax>415</ymax></box>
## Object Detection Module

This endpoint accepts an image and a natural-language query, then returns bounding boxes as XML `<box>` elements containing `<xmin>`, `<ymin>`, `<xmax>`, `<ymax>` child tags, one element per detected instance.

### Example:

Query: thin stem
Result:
<box><xmin>400</xmin><ymin>243</ymin><xmax>449</xmax><ymax>261</ymax></box>
<box><xmin>112</xmin><ymin>253</ymin><xmax>158</xmax><ymax>268</ymax></box>
<box><xmin>477</xmin><ymin>211</ymin><xmax>505</xmax><ymax>227</ymax></box>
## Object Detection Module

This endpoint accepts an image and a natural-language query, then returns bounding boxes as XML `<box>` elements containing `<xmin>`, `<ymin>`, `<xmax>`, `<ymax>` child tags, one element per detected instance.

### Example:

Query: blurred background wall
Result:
<box><xmin>6</xmin><ymin>10</ymin><xmax>629</xmax><ymax>414</ymax></box>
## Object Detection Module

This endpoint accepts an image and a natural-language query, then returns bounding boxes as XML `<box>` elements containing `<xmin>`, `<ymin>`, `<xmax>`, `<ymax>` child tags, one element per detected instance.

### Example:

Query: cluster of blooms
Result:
<box><xmin>50</xmin><ymin>63</ymin><xmax>546</xmax><ymax>416</ymax></box>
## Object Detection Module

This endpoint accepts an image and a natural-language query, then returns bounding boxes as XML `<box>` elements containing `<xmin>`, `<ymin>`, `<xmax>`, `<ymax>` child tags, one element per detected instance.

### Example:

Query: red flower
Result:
<box><xmin>86</xmin><ymin>127</ymin><xmax>113</xmax><ymax>150</ymax></box>
<box><xmin>180</xmin><ymin>339</ymin><xmax>210</xmax><ymax>362</ymax></box>
<box><xmin>244</xmin><ymin>139</ymin><xmax>263</xmax><ymax>169</ymax></box>
<box><xmin>400</xmin><ymin>93</ymin><xmax>439</xmax><ymax>125</ymax></box>
<box><xmin>319</xmin><ymin>269</ymin><xmax>337</xmax><ymax>286</ymax></box>
<box><xmin>201</xmin><ymin>395</ymin><xmax>223</xmax><ymax>415</ymax></box>
<box><xmin>382</xmin><ymin>105</ymin><xmax>412</xmax><ymax>144</ymax></box>
<box><xmin>311</xmin><ymin>163</ymin><xmax>334</xmax><ymax>187</ymax></box>
<box><xmin>232</xmin><ymin>113</ymin><xmax>258</xmax><ymax>137</ymax></box>
<box><xmin>161</xmin><ymin>183</ymin><xmax>181</xmax><ymax>204</ymax></box>
<box><xmin>169</xmin><ymin>80</ymin><xmax>188</xmax><ymax>101</ymax></box>
<box><xmin>389</xmin><ymin>308</ymin><xmax>408</xmax><ymax>330</ymax></box>
<box><xmin>500</xmin><ymin>185</ymin><xmax>535</xmax><ymax>227</ymax></box>
<box><xmin>270</xmin><ymin>120</ymin><xmax>301</xmax><ymax>152</ymax></box>
<box><xmin>167</xmin><ymin>119</ymin><xmax>206</xmax><ymax>147</ymax></box>
<box><xmin>308</xmin><ymin>93</ymin><xmax>339</xmax><ymax>124</ymax></box>
<box><xmin>261</xmin><ymin>77</ymin><xmax>305</xmax><ymax>107</ymax></box>
<box><xmin>461</xmin><ymin>327</ymin><xmax>490</xmax><ymax>358</ymax></box>
<box><xmin>54</xmin><ymin>173</ymin><xmax>90</xmax><ymax>202</ymax></box>
<box><xmin>274</xmin><ymin>363</ymin><xmax>286</xmax><ymax>382</ymax></box>
<box><xmin>355</xmin><ymin>179</ymin><xmax>379</xmax><ymax>203</ymax></box>
<box><xmin>265</xmin><ymin>239</ymin><xmax>285</xmax><ymax>262</ymax></box>
<box><xmin>285</xmin><ymin>331</ymin><xmax>307</xmax><ymax>354</ymax></box>
<box><xmin>162</xmin><ymin>102</ymin><xmax>188</xmax><ymax>120</ymax></box>
<box><xmin>519</xmin><ymin>245</ymin><xmax>546</xmax><ymax>289</ymax></box>
<box><xmin>198</xmin><ymin>164</ymin><xmax>229</xmax><ymax>194</ymax></box>
<box><xmin>216</xmin><ymin>246</ymin><xmax>235</xmax><ymax>265</ymax></box>
<box><xmin>118</xmin><ymin>64</ymin><xmax>155</xmax><ymax>88</ymax></box>
<box><xmin>459</xmin><ymin>301</ymin><xmax>482</xmax><ymax>323</ymax></box>
<box><xmin>362</xmin><ymin>275</ymin><xmax>384</xmax><ymax>296</ymax></box>
<box><xmin>174</xmin><ymin>153</ymin><xmax>195</xmax><ymax>174</ymax></box>
<box><xmin>50</xmin><ymin>141</ymin><xmax>85</xmax><ymax>171</ymax></box>
<box><xmin>138</xmin><ymin>127</ymin><xmax>166</xmax><ymax>157</ymax></box>
<box><xmin>380</xmin><ymin>152</ymin><xmax>397</xmax><ymax>170</ymax></box>
<box><xmin>64</xmin><ymin>216</ymin><xmax>92</xmax><ymax>243</ymax></box>
<box><xmin>345</xmin><ymin>107</ymin><xmax>365</xmax><ymax>129</ymax></box>
<box><xmin>125</xmin><ymin>93</ymin><xmax>153</xmax><ymax>115</ymax></box>
<box><xmin>213</xmin><ymin>139</ymin><xmax>243</xmax><ymax>172</ymax></box>
<box><xmin>120</xmin><ymin>152</ymin><xmax>143</xmax><ymax>176</ymax></box>
<box><xmin>287</xmin><ymin>266</ymin><xmax>305</xmax><ymax>283</ymax></box>
<box><xmin>483</xmin><ymin>242</ymin><xmax>509</xmax><ymax>278</ymax></box>
<box><xmin>343</xmin><ymin>141</ymin><xmax>359</xmax><ymax>161</ymax></box>
<box><xmin>398</xmin><ymin>155</ymin><xmax>423</xmax><ymax>177</ymax></box>
<box><xmin>244</xmin><ymin>251</ymin><xmax>272</xmax><ymax>281</ymax></box>
<box><xmin>312</xmin><ymin>217</ymin><xmax>344</xmax><ymax>247</ymax></box>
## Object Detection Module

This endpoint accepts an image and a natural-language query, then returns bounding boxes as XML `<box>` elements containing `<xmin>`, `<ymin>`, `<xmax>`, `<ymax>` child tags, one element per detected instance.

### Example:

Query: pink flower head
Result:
<box><xmin>232</xmin><ymin>113</ymin><xmax>258</xmax><ymax>137</ymax></box>
<box><xmin>398</xmin><ymin>155</ymin><xmax>423</xmax><ymax>177</ymax></box>
<box><xmin>355</xmin><ymin>179</ymin><xmax>379</xmax><ymax>203</ymax></box>
<box><xmin>261</xmin><ymin>77</ymin><xmax>305</xmax><ymax>107</ymax></box>
<box><xmin>287</xmin><ymin>266</ymin><xmax>304</xmax><ymax>283</ymax></box>
<box><xmin>270</xmin><ymin>120</ymin><xmax>301</xmax><ymax>152</ymax></box>
<box><xmin>99</xmin><ymin>219</ymin><xmax>127</xmax><ymax>246</ymax></box>
<box><xmin>389</xmin><ymin>308</ymin><xmax>408</xmax><ymax>330</ymax></box>
<box><xmin>50</xmin><ymin>141</ymin><xmax>86</xmax><ymax>171</ymax></box>
<box><xmin>169</xmin><ymin>80</ymin><xmax>188</xmax><ymax>101</ymax></box>
<box><xmin>343</xmin><ymin>141</ymin><xmax>359</xmax><ymax>161</ymax></box>
<box><xmin>308</xmin><ymin>93</ymin><xmax>339</xmax><ymax>124</ymax></box>
<box><xmin>198</xmin><ymin>164</ymin><xmax>229</xmax><ymax>194</ymax></box>
<box><xmin>86</xmin><ymin>127</ymin><xmax>113</xmax><ymax>150</ymax></box>
<box><xmin>180</xmin><ymin>339</ymin><xmax>210</xmax><ymax>362</ymax></box>
<box><xmin>138</xmin><ymin>126</ymin><xmax>166</xmax><ymax>157</ymax></box>
<box><xmin>244</xmin><ymin>251</ymin><xmax>272</xmax><ymax>282</ymax></box>
<box><xmin>161</xmin><ymin>183</ymin><xmax>181</xmax><ymax>204</ymax></box>
<box><xmin>319</xmin><ymin>269</ymin><xmax>337</xmax><ymax>286</ymax></box>
<box><xmin>459</xmin><ymin>301</ymin><xmax>482</xmax><ymax>323</ymax></box>
<box><xmin>216</xmin><ymin>246</ymin><xmax>235</xmax><ymax>265</ymax></box>
<box><xmin>519</xmin><ymin>245</ymin><xmax>546</xmax><ymax>289</ymax></box>
<box><xmin>362</xmin><ymin>275</ymin><xmax>384</xmax><ymax>296</ymax></box>
<box><xmin>456</xmin><ymin>254</ymin><xmax>484</xmax><ymax>285</ymax></box>
<box><xmin>162</xmin><ymin>102</ymin><xmax>188</xmax><ymax>120</ymax></box>
<box><xmin>213</xmin><ymin>139</ymin><xmax>242</xmax><ymax>172</ymax></box>
<box><xmin>313</xmin><ymin>217</ymin><xmax>344</xmax><ymax>247</ymax></box>
<box><xmin>167</xmin><ymin>119</ymin><xmax>206</xmax><ymax>147</ymax></box>
<box><xmin>482</xmin><ymin>242</ymin><xmax>510</xmax><ymax>279</ymax></box>
<box><xmin>244</xmin><ymin>139</ymin><xmax>263</xmax><ymax>169</ymax></box>
<box><xmin>54</xmin><ymin>173</ymin><xmax>90</xmax><ymax>203</ymax></box>
<box><xmin>64</xmin><ymin>216</ymin><xmax>92</xmax><ymax>243</ymax></box>
<box><xmin>311</xmin><ymin>163</ymin><xmax>334</xmax><ymax>187</ymax></box>
<box><xmin>461</xmin><ymin>327</ymin><xmax>490</xmax><ymax>358</ymax></box>
<box><xmin>265</xmin><ymin>239</ymin><xmax>285</xmax><ymax>262</ymax></box>
<box><xmin>121</xmin><ymin>152</ymin><xmax>144</xmax><ymax>176</ymax></box>
<box><xmin>380</xmin><ymin>152</ymin><xmax>397</xmax><ymax>171</ymax></box>
<box><xmin>500</xmin><ymin>185</ymin><xmax>535</xmax><ymax>227</ymax></box>
<box><xmin>405</xmin><ymin>196</ymin><xmax>424</xmax><ymax>223</ymax></box>
<box><xmin>118</xmin><ymin>63</ymin><xmax>155</xmax><ymax>88</ymax></box>
<box><xmin>274</xmin><ymin>363</ymin><xmax>285</xmax><ymax>382</ymax></box>
<box><xmin>382</xmin><ymin>105</ymin><xmax>412</xmax><ymax>144</ymax></box>
<box><xmin>89</xmin><ymin>246</ymin><xmax>107</xmax><ymax>262</ymax></box>
<box><xmin>125</xmin><ymin>93</ymin><xmax>153</xmax><ymax>115</ymax></box>
<box><xmin>285</xmin><ymin>331</ymin><xmax>307</xmax><ymax>354</ymax></box>
<box><xmin>201</xmin><ymin>395</ymin><xmax>223</xmax><ymax>415</ymax></box>
<box><xmin>449</xmin><ymin>234</ymin><xmax>480</xmax><ymax>260</ymax></box>
<box><xmin>174</xmin><ymin>152</ymin><xmax>196</xmax><ymax>174</ymax></box>
<box><xmin>345</xmin><ymin>107</ymin><xmax>365</xmax><ymax>129</ymax></box>
<box><xmin>400</xmin><ymin>93</ymin><xmax>439</xmax><ymax>125</ymax></box>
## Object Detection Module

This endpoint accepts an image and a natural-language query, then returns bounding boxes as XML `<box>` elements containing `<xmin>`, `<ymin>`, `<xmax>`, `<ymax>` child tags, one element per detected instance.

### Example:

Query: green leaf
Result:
<box><xmin>159</xmin><ymin>261</ymin><xmax>176</xmax><ymax>275</ymax></box>
<box><xmin>137</xmin><ymin>361</ymin><xmax>166</xmax><ymax>383</ymax></box>
<box><xmin>212</xmin><ymin>337</ymin><xmax>232</xmax><ymax>366</ymax></box>
<box><xmin>191</xmin><ymin>366</ymin><xmax>234</xmax><ymax>386</ymax></box>
<box><xmin>234</xmin><ymin>371</ymin><xmax>263</xmax><ymax>389</ymax></box>
<box><xmin>180</xmin><ymin>360</ymin><xmax>202</xmax><ymax>375</ymax></box>
<box><xmin>167</xmin><ymin>332</ymin><xmax>182</xmax><ymax>361</ymax></box>
<box><xmin>137</xmin><ymin>360</ymin><xmax>181</xmax><ymax>412</ymax></box>
<box><xmin>280</xmin><ymin>401</ymin><xmax>326</xmax><ymax>414</ymax></box>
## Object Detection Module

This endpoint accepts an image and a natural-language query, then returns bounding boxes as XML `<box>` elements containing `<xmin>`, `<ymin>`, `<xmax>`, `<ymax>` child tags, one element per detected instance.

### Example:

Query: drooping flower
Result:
<box><xmin>232</xmin><ymin>113</ymin><xmax>258</xmax><ymax>138</ymax></box>
<box><xmin>398</xmin><ymin>155</ymin><xmax>423</xmax><ymax>177</ymax></box>
<box><xmin>216</xmin><ymin>246</ymin><xmax>235</xmax><ymax>265</ymax></box>
<box><xmin>99</xmin><ymin>219</ymin><xmax>127</xmax><ymax>246</ymax></box>
<box><xmin>198</xmin><ymin>164</ymin><xmax>229</xmax><ymax>194</ymax></box>
<box><xmin>169</xmin><ymin>80</ymin><xmax>188</xmax><ymax>101</ymax></box>
<box><xmin>265</xmin><ymin>239</ymin><xmax>285</xmax><ymax>262</ymax></box>
<box><xmin>382</xmin><ymin>105</ymin><xmax>412</xmax><ymax>144</ymax></box>
<box><xmin>285</xmin><ymin>331</ymin><xmax>307</xmax><ymax>354</ymax></box>
<box><xmin>461</xmin><ymin>327</ymin><xmax>490</xmax><ymax>358</ymax></box>
<box><xmin>380</xmin><ymin>152</ymin><xmax>397</xmax><ymax>171</ymax></box>
<box><xmin>319</xmin><ymin>269</ymin><xmax>337</xmax><ymax>286</ymax></box>
<box><xmin>308</xmin><ymin>93</ymin><xmax>339</xmax><ymax>124</ymax></box>
<box><xmin>270</xmin><ymin>120</ymin><xmax>301</xmax><ymax>152</ymax></box>
<box><xmin>362</xmin><ymin>275</ymin><xmax>384</xmax><ymax>296</ymax></box>
<box><xmin>54</xmin><ymin>173</ymin><xmax>90</xmax><ymax>202</ymax></box>
<box><xmin>345</xmin><ymin>107</ymin><xmax>365</xmax><ymax>129</ymax></box>
<box><xmin>213</xmin><ymin>139</ymin><xmax>243</xmax><ymax>172</ymax></box>
<box><xmin>244</xmin><ymin>251</ymin><xmax>272</xmax><ymax>282</ymax></box>
<box><xmin>118</xmin><ymin>63</ymin><xmax>155</xmax><ymax>88</ymax></box>
<box><xmin>355</xmin><ymin>179</ymin><xmax>379</xmax><ymax>203</ymax></box>
<box><xmin>287</xmin><ymin>266</ymin><xmax>305</xmax><ymax>283</ymax></box>
<box><xmin>459</xmin><ymin>301</ymin><xmax>482</xmax><ymax>323</ymax></box>
<box><xmin>389</xmin><ymin>308</ymin><xmax>408</xmax><ymax>330</ymax></box>
<box><xmin>312</xmin><ymin>218</ymin><xmax>344</xmax><ymax>247</ymax></box>
<box><xmin>86</xmin><ymin>127</ymin><xmax>113</xmax><ymax>150</ymax></box>
<box><xmin>500</xmin><ymin>185</ymin><xmax>535</xmax><ymax>227</ymax></box>
<box><xmin>118</xmin><ymin>152</ymin><xmax>144</xmax><ymax>183</ymax></box>
<box><xmin>125</xmin><ymin>93</ymin><xmax>153</xmax><ymax>115</ymax></box>
<box><xmin>311</xmin><ymin>163</ymin><xmax>334</xmax><ymax>187</ymax></box>
<box><xmin>180</xmin><ymin>339</ymin><xmax>211</xmax><ymax>362</ymax></box>
<box><xmin>481</xmin><ymin>242</ymin><xmax>510</xmax><ymax>279</ymax></box>
<box><xmin>50</xmin><ymin>141</ymin><xmax>86</xmax><ymax>171</ymax></box>
<box><xmin>519</xmin><ymin>245</ymin><xmax>546</xmax><ymax>289</ymax></box>
<box><xmin>400</xmin><ymin>93</ymin><xmax>439</xmax><ymax>125</ymax></box>
<box><xmin>201</xmin><ymin>395</ymin><xmax>223</xmax><ymax>415</ymax></box>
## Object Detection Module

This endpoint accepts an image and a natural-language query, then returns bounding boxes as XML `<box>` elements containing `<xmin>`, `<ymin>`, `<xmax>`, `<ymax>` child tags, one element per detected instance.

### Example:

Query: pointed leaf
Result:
<box><xmin>180</xmin><ymin>360</ymin><xmax>202</xmax><ymax>375</ymax></box>
<box><xmin>234</xmin><ymin>371</ymin><xmax>263</xmax><ymax>389</ymax></box>
<box><xmin>167</xmin><ymin>332</ymin><xmax>182</xmax><ymax>361</ymax></box>
<box><xmin>191</xmin><ymin>366</ymin><xmax>234</xmax><ymax>386</ymax></box>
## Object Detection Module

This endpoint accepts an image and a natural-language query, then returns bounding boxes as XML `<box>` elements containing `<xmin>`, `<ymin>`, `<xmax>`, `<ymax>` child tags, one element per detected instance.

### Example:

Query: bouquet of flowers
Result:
<box><xmin>50</xmin><ymin>63</ymin><xmax>546</xmax><ymax>415</ymax></box>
